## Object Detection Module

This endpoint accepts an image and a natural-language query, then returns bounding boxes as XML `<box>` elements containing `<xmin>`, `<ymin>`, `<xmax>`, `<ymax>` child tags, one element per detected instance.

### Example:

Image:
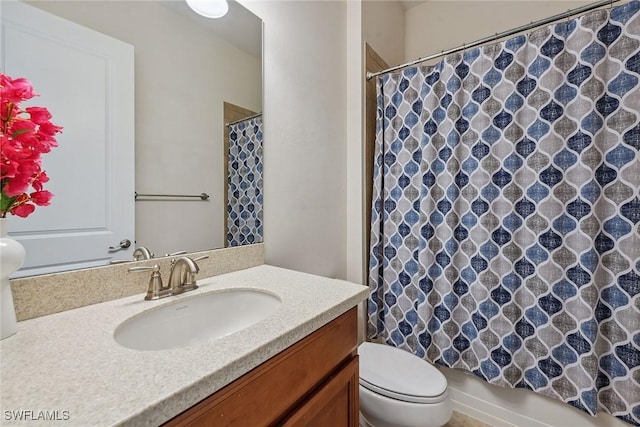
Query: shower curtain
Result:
<box><xmin>227</xmin><ymin>115</ymin><xmax>263</xmax><ymax>246</ymax></box>
<box><xmin>368</xmin><ymin>2</ymin><xmax>640</xmax><ymax>424</ymax></box>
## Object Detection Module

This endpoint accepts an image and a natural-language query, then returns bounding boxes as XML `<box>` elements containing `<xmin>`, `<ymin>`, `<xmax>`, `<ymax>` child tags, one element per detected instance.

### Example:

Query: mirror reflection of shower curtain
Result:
<box><xmin>227</xmin><ymin>115</ymin><xmax>263</xmax><ymax>246</ymax></box>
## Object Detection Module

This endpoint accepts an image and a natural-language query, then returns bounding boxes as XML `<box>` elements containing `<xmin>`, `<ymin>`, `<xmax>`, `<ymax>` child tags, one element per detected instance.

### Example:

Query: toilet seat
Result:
<box><xmin>359</xmin><ymin>342</ymin><xmax>448</xmax><ymax>405</ymax></box>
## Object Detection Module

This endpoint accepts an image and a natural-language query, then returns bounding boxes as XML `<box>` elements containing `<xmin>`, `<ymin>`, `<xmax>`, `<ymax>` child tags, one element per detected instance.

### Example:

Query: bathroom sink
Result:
<box><xmin>114</xmin><ymin>289</ymin><xmax>281</xmax><ymax>351</ymax></box>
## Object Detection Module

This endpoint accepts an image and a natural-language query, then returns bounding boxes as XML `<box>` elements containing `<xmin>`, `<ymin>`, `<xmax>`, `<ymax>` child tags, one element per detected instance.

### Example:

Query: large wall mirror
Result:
<box><xmin>1</xmin><ymin>0</ymin><xmax>263</xmax><ymax>277</ymax></box>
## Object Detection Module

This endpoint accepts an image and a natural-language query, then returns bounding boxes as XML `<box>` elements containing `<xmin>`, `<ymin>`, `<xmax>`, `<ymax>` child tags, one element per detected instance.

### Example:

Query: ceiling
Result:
<box><xmin>159</xmin><ymin>0</ymin><xmax>262</xmax><ymax>58</ymax></box>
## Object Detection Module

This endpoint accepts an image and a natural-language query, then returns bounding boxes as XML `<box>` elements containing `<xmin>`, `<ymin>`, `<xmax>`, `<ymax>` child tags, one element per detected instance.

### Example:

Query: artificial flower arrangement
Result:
<box><xmin>1</xmin><ymin>72</ymin><xmax>61</xmax><ymax>218</ymax></box>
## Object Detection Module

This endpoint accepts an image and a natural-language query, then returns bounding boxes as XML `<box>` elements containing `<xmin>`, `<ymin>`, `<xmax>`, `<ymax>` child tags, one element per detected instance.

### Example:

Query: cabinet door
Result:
<box><xmin>280</xmin><ymin>356</ymin><xmax>359</xmax><ymax>427</ymax></box>
<box><xmin>164</xmin><ymin>308</ymin><xmax>358</xmax><ymax>427</ymax></box>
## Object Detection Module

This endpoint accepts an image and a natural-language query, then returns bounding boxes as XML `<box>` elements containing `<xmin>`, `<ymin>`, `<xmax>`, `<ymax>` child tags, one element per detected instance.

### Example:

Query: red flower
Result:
<box><xmin>0</xmin><ymin>76</ymin><xmax>36</xmax><ymax>103</ymax></box>
<box><xmin>3</xmin><ymin>174</ymin><xmax>31</xmax><ymax>197</ymax></box>
<box><xmin>12</xmin><ymin>203</ymin><xmax>35</xmax><ymax>218</ymax></box>
<box><xmin>1</xmin><ymin>159</ymin><xmax>19</xmax><ymax>179</ymax></box>
<box><xmin>30</xmin><ymin>190</ymin><xmax>53</xmax><ymax>206</ymax></box>
<box><xmin>25</xmin><ymin>106</ymin><xmax>52</xmax><ymax>125</ymax></box>
<box><xmin>0</xmin><ymin>72</ymin><xmax>60</xmax><ymax>218</ymax></box>
<box><xmin>38</xmin><ymin>121</ymin><xmax>63</xmax><ymax>137</ymax></box>
<box><xmin>31</xmin><ymin>171</ymin><xmax>49</xmax><ymax>192</ymax></box>
<box><xmin>9</xmin><ymin>118</ymin><xmax>37</xmax><ymax>139</ymax></box>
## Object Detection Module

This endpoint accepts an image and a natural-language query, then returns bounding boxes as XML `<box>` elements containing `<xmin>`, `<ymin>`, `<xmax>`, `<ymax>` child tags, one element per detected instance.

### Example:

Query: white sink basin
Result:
<box><xmin>114</xmin><ymin>289</ymin><xmax>281</xmax><ymax>351</ymax></box>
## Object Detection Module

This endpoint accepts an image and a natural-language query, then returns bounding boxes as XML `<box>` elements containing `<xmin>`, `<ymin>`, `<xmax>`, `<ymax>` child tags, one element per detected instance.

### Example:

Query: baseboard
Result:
<box><xmin>450</xmin><ymin>387</ymin><xmax>551</xmax><ymax>427</ymax></box>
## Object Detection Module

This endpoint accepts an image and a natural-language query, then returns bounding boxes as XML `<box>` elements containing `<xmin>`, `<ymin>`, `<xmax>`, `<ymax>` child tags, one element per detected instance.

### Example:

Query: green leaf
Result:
<box><xmin>11</xmin><ymin>128</ymin><xmax>32</xmax><ymax>137</ymax></box>
<box><xmin>0</xmin><ymin>192</ymin><xmax>16</xmax><ymax>213</ymax></box>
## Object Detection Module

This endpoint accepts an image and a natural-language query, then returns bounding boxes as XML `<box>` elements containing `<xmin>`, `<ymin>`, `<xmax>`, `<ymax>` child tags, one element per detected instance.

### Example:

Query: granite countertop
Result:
<box><xmin>0</xmin><ymin>265</ymin><xmax>368</xmax><ymax>426</ymax></box>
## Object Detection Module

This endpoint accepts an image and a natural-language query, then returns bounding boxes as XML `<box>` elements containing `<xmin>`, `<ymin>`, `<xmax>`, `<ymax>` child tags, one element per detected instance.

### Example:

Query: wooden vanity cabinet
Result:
<box><xmin>164</xmin><ymin>307</ymin><xmax>359</xmax><ymax>427</ymax></box>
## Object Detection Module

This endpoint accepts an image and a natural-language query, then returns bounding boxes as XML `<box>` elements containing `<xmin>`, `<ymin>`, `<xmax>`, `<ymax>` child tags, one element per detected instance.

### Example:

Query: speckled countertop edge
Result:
<box><xmin>0</xmin><ymin>265</ymin><xmax>368</xmax><ymax>426</ymax></box>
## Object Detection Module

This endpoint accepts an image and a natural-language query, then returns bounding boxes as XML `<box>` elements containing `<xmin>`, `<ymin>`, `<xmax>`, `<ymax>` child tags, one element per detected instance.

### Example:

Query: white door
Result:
<box><xmin>1</xmin><ymin>1</ymin><xmax>135</xmax><ymax>277</ymax></box>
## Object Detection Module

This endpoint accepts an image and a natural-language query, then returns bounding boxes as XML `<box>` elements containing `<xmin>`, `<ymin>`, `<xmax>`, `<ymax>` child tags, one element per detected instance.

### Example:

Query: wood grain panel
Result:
<box><xmin>164</xmin><ymin>307</ymin><xmax>358</xmax><ymax>427</ymax></box>
<box><xmin>364</xmin><ymin>45</ymin><xmax>389</xmax><ymax>276</ymax></box>
<box><xmin>280</xmin><ymin>356</ymin><xmax>359</xmax><ymax>427</ymax></box>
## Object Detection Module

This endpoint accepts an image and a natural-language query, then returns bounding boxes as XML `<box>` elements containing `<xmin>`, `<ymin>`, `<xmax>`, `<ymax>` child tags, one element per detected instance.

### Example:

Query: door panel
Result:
<box><xmin>1</xmin><ymin>1</ymin><xmax>135</xmax><ymax>277</ymax></box>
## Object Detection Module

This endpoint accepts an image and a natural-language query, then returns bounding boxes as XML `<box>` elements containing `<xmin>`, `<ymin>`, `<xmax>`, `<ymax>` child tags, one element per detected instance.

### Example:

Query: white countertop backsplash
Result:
<box><xmin>0</xmin><ymin>265</ymin><xmax>368</xmax><ymax>426</ymax></box>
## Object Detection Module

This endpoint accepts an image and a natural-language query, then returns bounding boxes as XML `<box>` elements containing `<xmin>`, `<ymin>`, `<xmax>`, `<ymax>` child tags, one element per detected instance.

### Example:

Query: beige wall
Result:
<box><xmin>241</xmin><ymin>1</ymin><xmax>348</xmax><ymax>279</ymax></box>
<box><xmin>405</xmin><ymin>1</ymin><xmax>593</xmax><ymax>62</ymax></box>
<box><xmin>28</xmin><ymin>1</ymin><xmax>262</xmax><ymax>256</ymax></box>
<box><xmin>404</xmin><ymin>2</ymin><xmax>625</xmax><ymax>427</ymax></box>
<box><xmin>363</xmin><ymin>0</ymin><xmax>406</xmax><ymax>66</ymax></box>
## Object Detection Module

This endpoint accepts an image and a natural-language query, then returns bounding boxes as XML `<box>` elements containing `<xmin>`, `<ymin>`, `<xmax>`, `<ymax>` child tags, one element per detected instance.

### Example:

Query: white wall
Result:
<box><xmin>240</xmin><ymin>1</ymin><xmax>349</xmax><ymax>279</ymax></box>
<box><xmin>404</xmin><ymin>2</ymin><xmax>626</xmax><ymax>427</ymax></box>
<box><xmin>28</xmin><ymin>1</ymin><xmax>262</xmax><ymax>256</ymax></box>
<box><xmin>347</xmin><ymin>0</ymin><xmax>365</xmax><ymax>286</ymax></box>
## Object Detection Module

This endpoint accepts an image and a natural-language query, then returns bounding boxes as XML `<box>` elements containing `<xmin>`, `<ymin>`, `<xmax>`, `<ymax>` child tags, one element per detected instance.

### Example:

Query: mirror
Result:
<box><xmin>3</xmin><ymin>0</ymin><xmax>263</xmax><ymax>275</ymax></box>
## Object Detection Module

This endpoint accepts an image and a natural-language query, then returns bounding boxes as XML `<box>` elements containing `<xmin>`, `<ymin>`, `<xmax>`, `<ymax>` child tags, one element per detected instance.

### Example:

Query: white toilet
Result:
<box><xmin>358</xmin><ymin>342</ymin><xmax>453</xmax><ymax>427</ymax></box>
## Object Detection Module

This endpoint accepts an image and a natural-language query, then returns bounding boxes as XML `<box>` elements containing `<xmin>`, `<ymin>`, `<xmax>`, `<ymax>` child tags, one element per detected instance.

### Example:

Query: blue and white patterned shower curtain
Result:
<box><xmin>368</xmin><ymin>2</ymin><xmax>640</xmax><ymax>424</ymax></box>
<box><xmin>227</xmin><ymin>115</ymin><xmax>263</xmax><ymax>246</ymax></box>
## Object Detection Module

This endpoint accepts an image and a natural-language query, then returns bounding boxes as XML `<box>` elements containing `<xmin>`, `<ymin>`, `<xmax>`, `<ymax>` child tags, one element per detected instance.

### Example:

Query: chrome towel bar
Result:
<box><xmin>135</xmin><ymin>192</ymin><xmax>210</xmax><ymax>201</ymax></box>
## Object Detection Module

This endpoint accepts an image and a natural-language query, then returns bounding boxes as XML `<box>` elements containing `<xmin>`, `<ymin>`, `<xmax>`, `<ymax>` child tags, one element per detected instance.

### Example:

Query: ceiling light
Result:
<box><xmin>185</xmin><ymin>0</ymin><xmax>229</xmax><ymax>18</ymax></box>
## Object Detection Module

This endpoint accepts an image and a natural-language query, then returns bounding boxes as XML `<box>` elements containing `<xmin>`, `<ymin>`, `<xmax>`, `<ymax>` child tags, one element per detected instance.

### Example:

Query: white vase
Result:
<box><xmin>0</xmin><ymin>217</ymin><xmax>25</xmax><ymax>340</ymax></box>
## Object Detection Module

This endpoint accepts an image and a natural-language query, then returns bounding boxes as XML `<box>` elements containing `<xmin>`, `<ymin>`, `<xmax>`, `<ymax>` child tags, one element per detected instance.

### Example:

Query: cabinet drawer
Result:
<box><xmin>165</xmin><ymin>307</ymin><xmax>358</xmax><ymax>427</ymax></box>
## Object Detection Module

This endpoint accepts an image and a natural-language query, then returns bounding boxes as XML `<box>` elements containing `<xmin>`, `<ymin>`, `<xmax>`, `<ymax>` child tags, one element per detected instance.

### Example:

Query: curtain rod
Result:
<box><xmin>226</xmin><ymin>112</ymin><xmax>262</xmax><ymax>127</ymax></box>
<box><xmin>366</xmin><ymin>0</ymin><xmax>621</xmax><ymax>81</ymax></box>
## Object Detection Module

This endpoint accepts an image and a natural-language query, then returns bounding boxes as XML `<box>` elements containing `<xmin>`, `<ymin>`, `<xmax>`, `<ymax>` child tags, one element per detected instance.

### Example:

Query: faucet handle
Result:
<box><xmin>164</xmin><ymin>250</ymin><xmax>187</xmax><ymax>257</ymax></box>
<box><xmin>192</xmin><ymin>255</ymin><xmax>209</xmax><ymax>262</ymax></box>
<box><xmin>128</xmin><ymin>265</ymin><xmax>168</xmax><ymax>300</ymax></box>
<box><xmin>127</xmin><ymin>265</ymin><xmax>158</xmax><ymax>272</ymax></box>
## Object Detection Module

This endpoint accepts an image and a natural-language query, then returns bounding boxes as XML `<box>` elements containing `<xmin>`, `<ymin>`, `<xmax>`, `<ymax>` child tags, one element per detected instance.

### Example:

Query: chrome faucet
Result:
<box><xmin>132</xmin><ymin>246</ymin><xmax>154</xmax><ymax>260</ymax></box>
<box><xmin>128</xmin><ymin>255</ymin><xmax>209</xmax><ymax>300</ymax></box>
<box><xmin>168</xmin><ymin>255</ymin><xmax>208</xmax><ymax>294</ymax></box>
<box><xmin>168</xmin><ymin>257</ymin><xmax>199</xmax><ymax>295</ymax></box>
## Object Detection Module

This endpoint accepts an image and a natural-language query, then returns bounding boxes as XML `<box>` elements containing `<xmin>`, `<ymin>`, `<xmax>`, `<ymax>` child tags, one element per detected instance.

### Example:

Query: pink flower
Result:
<box><xmin>37</xmin><ymin>121</ymin><xmax>63</xmax><ymax>136</ymax></box>
<box><xmin>32</xmin><ymin>174</ymin><xmax>48</xmax><ymax>191</ymax></box>
<box><xmin>1</xmin><ymin>158</ymin><xmax>19</xmax><ymax>179</ymax></box>
<box><xmin>25</xmin><ymin>106</ymin><xmax>52</xmax><ymax>125</ymax></box>
<box><xmin>9</xmin><ymin>119</ymin><xmax>36</xmax><ymax>139</ymax></box>
<box><xmin>34</xmin><ymin>134</ymin><xmax>59</xmax><ymax>153</ymax></box>
<box><xmin>12</xmin><ymin>203</ymin><xmax>35</xmax><ymax>218</ymax></box>
<box><xmin>1</xmin><ymin>72</ymin><xmax>59</xmax><ymax>218</ymax></box>
<box><xmin>30</xmin><ymin>190</ymin><xmax>53</xmax><ymax>206</ymax></box>
<box><xmin>0</xmin><ymin>76</ymin><xmax>37</xmax><ymax>103</ymax></box>
<box><xmin>31</xmin><ymin>171</ymin><xmax>49</xmax><ymax>192</ymax></box>
<box><xmin>3</xmin><ymin>174</ymin><xmax>30</xmax><ymax>197</ymax></box>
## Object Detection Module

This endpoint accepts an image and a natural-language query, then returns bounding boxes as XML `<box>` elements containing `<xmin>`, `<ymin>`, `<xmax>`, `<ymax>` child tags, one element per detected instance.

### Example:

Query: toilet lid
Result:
<box><xmin>359</xmin><ymin>342</ymin><xmax>448</xmax><ymax>404</ymax></box>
